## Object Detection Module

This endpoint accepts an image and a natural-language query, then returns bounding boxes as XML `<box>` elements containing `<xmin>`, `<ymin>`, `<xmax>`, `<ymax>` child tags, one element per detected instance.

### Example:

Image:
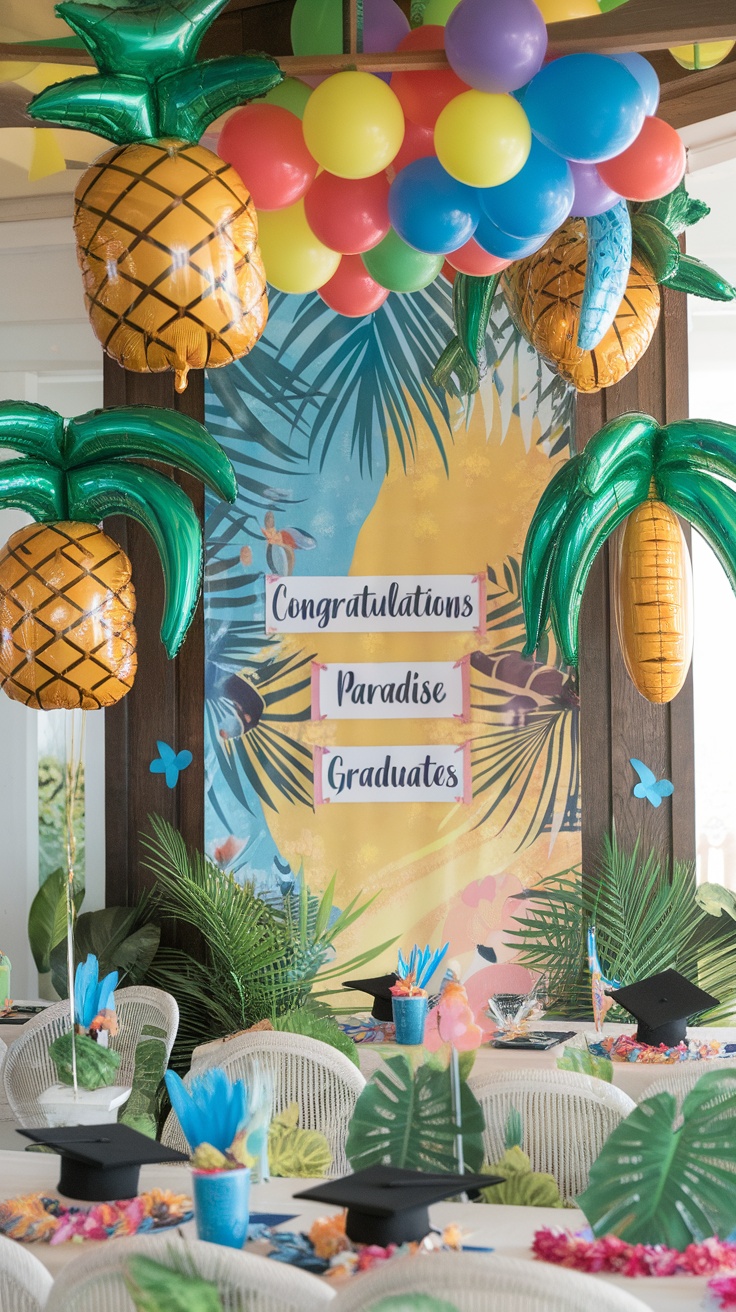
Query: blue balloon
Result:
<box><xmin>479</xmin><ymin>137</ymin><xmax>574</xmax><ymax>240</ymax></box>
<box><xmin>524</xmin><ymin>54</ymin><xmax>646</xmax><ymax>164</ymax></box>
<box><xmin>474</xmin><ymin>214</ymin><xmax>551</xmax><ymax>259</ymax></box>
<box><xmin>388</xmin><ymin>158</ymin><xmax>480</xmax><ymax>256</ymax></box>
<box><xmin>610</xmin><ymin>52</ymin><xmax>660</xmax><ymax>116</ymax></box>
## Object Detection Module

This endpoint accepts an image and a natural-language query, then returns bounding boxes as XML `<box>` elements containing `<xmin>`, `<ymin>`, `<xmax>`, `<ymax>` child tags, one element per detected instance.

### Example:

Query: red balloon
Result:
<box><xmin>304</xmin><ymin>171</ymin><xmax>391</xmax><ymax>254</ymax></box>
<box><xmin>446</xmin><ymin>239</ymin><xmax>512</xmax><ymax>276</ymax></box>
<box><xmin>319</xmin><ymin>255</ymin><xmax>390</xmax><ymax>316</ymax></box>
<box><xmin>218</xmin><ymin>104</ymin><xmax>317</xmax><ymax>211</ymax></box>
<box><xmin>441</xmin><ymin>261</ymin><xmax>457</xmax><ymax>284</ymax></box>
<box><xmin>598</xmin><ymin>116</ymin><xmax>686</xmax><ymax>204</ymax></box>
<box><xmin>391</xmin><ymin>27</ymin><xmax>468</xmax><ymax>129</ymax></box>
<box><xmin>392</xmin><ymin>119</ymin><xmax>436</xmax><ymax>173</ymax></box>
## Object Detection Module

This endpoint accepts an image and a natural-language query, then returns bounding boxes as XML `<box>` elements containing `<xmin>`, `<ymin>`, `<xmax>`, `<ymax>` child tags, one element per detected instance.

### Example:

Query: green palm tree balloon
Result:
<box><xmin>0</xmin><ymin>401</ymin><xmax>236</xmax><ymax>711</ymax></box>
<box><xmin>523</xmin><ymin>414</ymin><xmax>736</xmax><ymax>703</ymax></box>
<box><xmin>28</xmin><ymin>0</ymin><xmax>282</xmax><ymax>391</ymax></box>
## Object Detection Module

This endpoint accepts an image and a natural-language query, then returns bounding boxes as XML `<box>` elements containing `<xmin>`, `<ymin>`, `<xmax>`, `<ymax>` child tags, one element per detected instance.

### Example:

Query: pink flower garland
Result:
<box><xmin>710</xmin><ymin>1275</ymin><xmax>736</xmax><ymax>1308</ymax></box>
<box><xmin>532</xmin><ymin>1227</ymin><xmax>736</xmax><ymax>1279</ymax></box>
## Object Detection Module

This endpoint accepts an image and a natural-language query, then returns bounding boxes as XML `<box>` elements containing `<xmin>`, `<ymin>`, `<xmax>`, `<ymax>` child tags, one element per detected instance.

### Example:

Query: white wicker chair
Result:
<box><xmin>44</xmin><ymin>1234</ymin><xmax>334</xmax><ymax>1312</ymax></box>
<box><xmin>0</xmin><ymin>1232</ymin><xmax>53</xmax><ymax>1312</ymax></box>
<box><xmin>467</xmin><ymin>1068</ymin><xmax>635</xmax><ymax>1203</ymax></box>
<box><xmin>2</xmin><ymin>986</ymin><xmax>179</xmax><ymax>1127</ymax></box>
<box><xmin>640</xmin><ymin>1057</ymin><xmax>736</xmax><ymax>1107</ymax></box>
<box><xmin>162</xmin><ymin>1031</ymin><xmax>365</xmax><ymax>1175</ymax></box>
<box><xmin>329</xmin><ymin>1252</ymin><xmax>652</xmax><ymax>1311</ymax></box>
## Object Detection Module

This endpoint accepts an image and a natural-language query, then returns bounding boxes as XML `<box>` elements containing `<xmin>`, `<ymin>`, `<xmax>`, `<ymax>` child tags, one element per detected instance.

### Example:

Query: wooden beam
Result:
<box><xmin>0</xmin><ymin>44</ymin><xmax>92</xmax><ymax>65</ymax></box>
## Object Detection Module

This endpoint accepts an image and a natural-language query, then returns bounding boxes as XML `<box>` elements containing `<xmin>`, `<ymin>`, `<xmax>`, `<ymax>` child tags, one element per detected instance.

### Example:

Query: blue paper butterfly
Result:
<box><xmin>630</xmin><ymin>758</ymin><xmax>674</xmax><ymax>808</ymax></box>
<box><xmin>150</xmin><ymin>741</ymin><xmax>193</xmax><ymax>788</ymax></box>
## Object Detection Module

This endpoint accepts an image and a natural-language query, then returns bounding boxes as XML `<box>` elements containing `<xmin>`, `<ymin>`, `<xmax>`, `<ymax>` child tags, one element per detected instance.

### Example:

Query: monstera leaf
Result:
<box><xmin>346</xmin><ymin>1054</ymin><xmax>484</xmax><ymax>1173</ymax></box>
<box><xmin>480</xmin><ymin>1146</ymin><xmax>564</xmax><ymax>1208</ymax></box>
<box><xmin>118</xmin><ymin>1024</ymin><xmax>168</xmax><ymax>1138</ymax></box>
<box><xmin>578</xmin><ymin>1069</ymin><xmax>736</xmax><ymax>1248</ymax></box>
<box><xmin>125</xmin><ymin>1256</ymin><xmax>223</xmax><ymax>1312</ymax></box>
<box><xmin>268</xmin><ymin>1102</ymin><xmax>332</xmax><ymax>1178</ymax></box>
<box><xmin>557</xmin><ymin>1045</ymin><xmax>613</xmax><ymax>1083</ymax></box>
<box><xmin>696</xmin><ymin>883</ymin><xmax>736</xmax><ymax>921</ymax></box>
<box><xmin>28</xmin><ymin>867</ymin><xmax>84</xmax><ymax>974</ymax></box>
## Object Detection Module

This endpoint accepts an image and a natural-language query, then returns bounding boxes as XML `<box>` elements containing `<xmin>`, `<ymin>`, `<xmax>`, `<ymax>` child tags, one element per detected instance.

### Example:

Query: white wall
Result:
<box><xmin>0</xmin><ymin>216</ymin><xmax>105</xmax><ymax>997</ymax></box>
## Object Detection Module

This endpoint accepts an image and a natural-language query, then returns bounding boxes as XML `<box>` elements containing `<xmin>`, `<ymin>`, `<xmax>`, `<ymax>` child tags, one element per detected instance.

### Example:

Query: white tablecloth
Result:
<box><xmin>354</xmin><ymin>1019</ymin><xmax>736</xmax><ymax>1100</ymax></box>
<box><xmin>0</xmin><ymin>1151</ymin><xmax>715</xmax><ymax>1307</ymax></box>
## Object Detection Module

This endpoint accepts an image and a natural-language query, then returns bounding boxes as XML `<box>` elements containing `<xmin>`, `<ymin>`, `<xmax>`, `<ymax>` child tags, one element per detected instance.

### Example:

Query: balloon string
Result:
<box><xmin>64</xmin><ymin>709</ymin><xmax>86</xmax><ymax>1096</ymax></box>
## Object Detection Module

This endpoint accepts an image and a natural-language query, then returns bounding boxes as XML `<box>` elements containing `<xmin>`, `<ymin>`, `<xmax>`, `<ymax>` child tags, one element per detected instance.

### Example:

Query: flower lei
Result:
<box><xmin>587</xmin><ymin>1033</ymin><xmax>732</xmax><ymax>1064</ymax></box>
<box><xmin>249</xmin><ymin>1212</ymin><xmax>469</xmax><ymax>1279</ymax></box>
<box><xmin>533</xmin><ymin>1228</ymin><xmax>736</xmax><ymax>1279</ymax></box>
<box><xmin>0</xmin><ymin>1190</ymin><xmax>192</xmax><ymax>1244</ymax></box>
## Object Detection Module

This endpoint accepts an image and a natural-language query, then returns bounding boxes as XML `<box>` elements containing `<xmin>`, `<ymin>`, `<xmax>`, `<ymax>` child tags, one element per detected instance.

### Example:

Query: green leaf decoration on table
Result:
<box><xmin>479</xmin><ymin>1145</ymin><xmax>564</xmax><ymax>1208</ymax></box>
<box><xmin>28</xmin><ymin>867</ymin><xmax>84</xmax><ymax>974</ymax></box>
<box><xmin>125</xmin><ymin>1255</ymin><xmax>223</xmax><ymax>1312</ymax></box>
<box><xmin>48</xmin><ymin>1032</ymin><xmax>121</xmax><ymax>1091</ymax></box>
<box><xmin>118</xmin><ymin>1025</ymin><xmax>168</xmax><ymax>1139</ymax></box>
<box><xmin>346</xmin><ymin>1054</ymin><xmax>485</xmax><ymax>1173</ymax></box>
<box><xmin>271</xmin><ymin>1009</ymin><xmax>360</xmax><ymax>1067</ymax></box>
<box><xmin>578</xmin><ymin>1068</ymin><xmax>736</xmax><ymax>1248</ymax></box>
<box><xmin>268</xmin><ymin>1103</ymin><xmax>332</xmax><ymax>1178</ymax></box>
<box><xmin>557</xmin><ymin>1045</ymin><xmax>613</xmax><ymax>1083</ymax></box>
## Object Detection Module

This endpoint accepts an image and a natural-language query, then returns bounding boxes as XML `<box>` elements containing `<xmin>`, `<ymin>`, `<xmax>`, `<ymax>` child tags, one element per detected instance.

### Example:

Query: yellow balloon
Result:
<box><xmin>302</xmin><ymin>71</ymin><xmax>405</xmax><ymax>179</ymax></box>
<box><xmin>669</xmin><ymin>41</ymin><xmax>735</xmax><ymax>70</ymax></box>
<box><xmin>435</xmin><ymin>91</ymin><xmax>531</xmax><ymax>189</ymax></box>
<box><xmin>258</xmin><ymin>200</ymin><xmax>341</xmax><ymax>294</ymax></box>
<box><xmin>536</xmin><ymin>0</ymin><xmax>599</xmax><ymax>17</ymax></box>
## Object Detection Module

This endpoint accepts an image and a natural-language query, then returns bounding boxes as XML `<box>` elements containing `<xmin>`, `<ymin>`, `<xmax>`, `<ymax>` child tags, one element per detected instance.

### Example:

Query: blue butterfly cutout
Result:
<box><xmin>150</xmin><ymin>741</ymin><xmax>193</xmax><ymax>789</ymax></box>
<box><xmin>630</xmin><ymin>758</ymin><xmax>674</xmax><ymax>808</ymax></box>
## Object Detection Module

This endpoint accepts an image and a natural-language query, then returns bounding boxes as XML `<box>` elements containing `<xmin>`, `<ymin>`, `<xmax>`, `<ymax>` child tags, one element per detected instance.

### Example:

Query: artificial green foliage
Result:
<box><xmin>696</xmin><ymin>883</ymin><xmax>736</xmax><ymax>921</ymax></box>
<box><xmin>271</xmin><ymin>1010</ymin><xmax>360</xmax><ymax>1067</ymax></box>
<box><xmin>48</xmin><ymin>1032</ymin><xmax>121</xmax><ymax>1090</ymax></box>
<box><xmin>118</xmin><ymin>1025</ymin><xmax>168</xmax><ymax>1138</ymax></box>
<box><xmin>479</xmin><ymin>1146</ymin><xmax>564</xmax><ymax>1209</ymax></box>
<box><xmin>506</xmin><ymin>833</ymin><xmax>736</xmax><ymax>1022</ymax></box>
<box><xmin>140</xmin><ymin>817</ymin><xmax>393</xmax><ymax>1073</ymax></box>
<box><xmin>28</xmin><ymin>866</ymin><xmax>84</xmax><ymax>975</ymax></box>
<box><xmin>346</xmin><ymin>1054</ymin><xmax>485</xmax><ymax>1174</ymax></box>
<box><xmin>578</xmin><ymin>1069</ymin><xmax>736</xmax><ymax>1248</ymax></box>
<box><xmin>125</xmin><ymin>1255</ymin><xmax>223</xmax><ymax>1312</ymax></box>
<box><xmin>268</xmin><ymin>1103</ymin><xmax>332</xmax><ymax>1178</ymax></box>
<box><xmin>51</xmin><ymin>903</ymin><xmax>160</xmax><ymax>998</ymax></box>
<box><xmin>557</xmin><ymin>1045</ymin><xmax>613</xmax><ymax>1083</ymax></box>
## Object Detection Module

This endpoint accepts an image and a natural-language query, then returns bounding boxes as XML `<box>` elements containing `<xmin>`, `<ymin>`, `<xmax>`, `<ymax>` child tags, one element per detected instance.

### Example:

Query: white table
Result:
<box><xmin>0</xmin><ymin>1151</ymin><xmax>713</xmax><ymax>1307</ymax></box>
<box><xmin>354</xmin><ymin>1019</ymin><xmax>736</xmax><ymax>1101</ymax></box>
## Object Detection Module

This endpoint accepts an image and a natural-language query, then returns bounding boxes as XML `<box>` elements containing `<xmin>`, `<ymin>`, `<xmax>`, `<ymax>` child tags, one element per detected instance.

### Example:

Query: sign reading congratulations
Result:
<box><xmin>266</xmin><ymin>574</ymin><xmax>485</xmax><ymax>633</ymax></box>
<box><xmin>314</xmin><ymin>745</ymin><xmax>471</xmax><ymax>805</ymax></box>
<box><xmin>312</xmin><ymin>658</ymin><xmax>469</xmax><ymax>721</ymax></box>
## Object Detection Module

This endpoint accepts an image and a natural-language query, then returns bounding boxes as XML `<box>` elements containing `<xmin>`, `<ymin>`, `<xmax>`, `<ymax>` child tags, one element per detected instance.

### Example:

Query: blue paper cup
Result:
<box><xmin>193</xmin><ymin>1167</ymin><xmax>251</xmax><ymax>1248</ymax></box>
<box><xmin>392</xmin><ymin>994</ymin><xmax>428</xmax><ymax>1045</ymax></box>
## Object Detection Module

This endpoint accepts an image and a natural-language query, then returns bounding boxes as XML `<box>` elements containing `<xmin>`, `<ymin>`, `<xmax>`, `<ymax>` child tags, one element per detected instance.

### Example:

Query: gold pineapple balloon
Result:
<box><xmin>0</xmin><ymin>401</ymin><xmax>236</xmax><ymax>710</ymax></box>
<box><xmin>29</xmin><ymin>1</ymin><xmax>283</xmax><ymax>392</ymax></box>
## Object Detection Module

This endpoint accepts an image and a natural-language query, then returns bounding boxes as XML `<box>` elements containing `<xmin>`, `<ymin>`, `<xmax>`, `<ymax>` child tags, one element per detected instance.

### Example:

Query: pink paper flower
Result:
<box><xmin>424</xmin><ymin>979</ymin><xmax>483</xmax><ymax>1052</ymax></box>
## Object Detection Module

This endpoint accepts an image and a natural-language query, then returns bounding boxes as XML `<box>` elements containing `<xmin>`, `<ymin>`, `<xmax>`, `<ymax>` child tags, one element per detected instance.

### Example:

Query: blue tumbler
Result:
<box><xmin>392</xmin><ymin>993</ymin><xmax>428</xmax><ymax>1045</ymax></box>
<box><xmin>193</xmin><ymin>1167</ymin><xmax>251</xmax><ymax>1248</ymax></box>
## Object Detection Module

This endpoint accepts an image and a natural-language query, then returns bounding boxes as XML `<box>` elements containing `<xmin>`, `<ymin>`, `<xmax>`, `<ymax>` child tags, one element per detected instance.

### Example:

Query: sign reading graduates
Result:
<box><xmin>314</xmin><ymin>745</ymin><xmax>471</xmax><ymax>805</ymax></box>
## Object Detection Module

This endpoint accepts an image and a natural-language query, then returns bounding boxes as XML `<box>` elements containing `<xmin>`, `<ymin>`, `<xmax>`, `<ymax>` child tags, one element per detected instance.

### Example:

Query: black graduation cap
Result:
<box><xmin>343</xmin><ymin>973</ymin><xmax>398</xmax><ymax>1023</ymax></box>
<box><xmin>294</xmin><ymin>1164</ymin><xmax>498</xmax><ymax>1246</ymax></box>
<box><xmin>608</xmin><ymin>969</ymin><xmax>719</xmax><ymax>1048</ymax></box>
<box><xmin>17</xmin><ymin>1123</ymin><xmax>189</xmax><ymax>1202</ymax></box>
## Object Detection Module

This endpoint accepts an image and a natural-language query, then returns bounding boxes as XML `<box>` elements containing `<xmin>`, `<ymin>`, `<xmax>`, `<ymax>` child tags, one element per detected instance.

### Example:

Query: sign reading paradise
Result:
<box><xmin>311</xmin><ymin>658</ymin><xmax>470</xmax><ymax>721</ymax></box>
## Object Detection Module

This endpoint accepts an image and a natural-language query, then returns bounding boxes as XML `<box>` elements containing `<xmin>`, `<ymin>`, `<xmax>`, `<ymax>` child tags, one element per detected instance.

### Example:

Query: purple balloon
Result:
<box><xmin>364</xmin><ymin>0</ymin><xmax>410</xmax><ymax>51</ymax></box>
<box><xmin>445</xmin><ymin>0</ymin><xmax>547</xmax><ymax>95</ymax></box>
<box><xmin>569</xmin><ymin>162</ymin><xmax>622</xmax><ymax>218</ymax></box>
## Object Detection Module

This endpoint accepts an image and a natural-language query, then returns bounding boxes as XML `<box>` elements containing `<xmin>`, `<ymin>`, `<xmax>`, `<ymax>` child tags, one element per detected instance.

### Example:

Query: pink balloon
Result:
<box><xmin>218</xmin><ymin>105</ymin><xmax>317</xmax><ymax>210</ymax></box>
<box><xmin>446</xmin><ymin>238</ymin><xmax>511</xmax><ymax>276</ymax></box>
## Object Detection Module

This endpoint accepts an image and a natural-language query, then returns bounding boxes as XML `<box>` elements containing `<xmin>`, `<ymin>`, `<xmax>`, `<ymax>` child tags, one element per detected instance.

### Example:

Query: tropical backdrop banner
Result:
<box><xmin>203</xmin><ymin>276</ymin><xmax>581</xmax><ymax>1003</ymax></box>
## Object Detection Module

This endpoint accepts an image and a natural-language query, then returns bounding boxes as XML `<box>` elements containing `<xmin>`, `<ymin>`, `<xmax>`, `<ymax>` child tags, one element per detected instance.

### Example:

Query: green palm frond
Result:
<box><xmin>471</xmin><ymin>704</ymin><xmax>579</xmax><ymax>849</ymax></box>
<box><xmin>505</xmin><ymin>833</ymin><xmax>736</xmax><ymax>1022</ymax></box>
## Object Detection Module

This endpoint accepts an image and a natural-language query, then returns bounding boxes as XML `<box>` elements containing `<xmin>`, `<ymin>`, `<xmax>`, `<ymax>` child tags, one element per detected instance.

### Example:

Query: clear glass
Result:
<box><xmin>688</xmin><ymin>157</ymin><xmax>736</xmax><ymax>889</ymax></box>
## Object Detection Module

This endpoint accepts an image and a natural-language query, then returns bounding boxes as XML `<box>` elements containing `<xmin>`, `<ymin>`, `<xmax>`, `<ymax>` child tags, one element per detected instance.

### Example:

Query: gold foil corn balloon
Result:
<box><xmin>0</xmin><ymin>401</ymin><xmax>235</xmax><ymax>710</ymax></box>
<box><xmin>28</xmin><ymin>1</ymin><xmax>282</xmax><ymax>392</ymax></box>
<box><xmin>614</xmin><ymin>496</ymin><xmax>693</xmax><ymax>705</ymax></box>
<box><xmin>502</xmin><ymin>219</ymin><xmax>661</xmax><ymax>393</ymax></box>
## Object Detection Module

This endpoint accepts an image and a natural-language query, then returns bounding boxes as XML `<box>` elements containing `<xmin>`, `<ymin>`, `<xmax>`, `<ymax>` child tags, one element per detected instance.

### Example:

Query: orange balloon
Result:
<box><xmin>0</xmin><ymin>522</ymin><xmax>137</xmax><ymax>710</ymax></box>
<box><xmin>74</xmin><ymin>139</ymin><xmax>267</xmax><ymax>393</ymax></box>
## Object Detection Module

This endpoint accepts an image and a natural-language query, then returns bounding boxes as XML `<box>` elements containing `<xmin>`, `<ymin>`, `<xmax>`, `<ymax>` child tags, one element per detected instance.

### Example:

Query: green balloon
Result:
<box><xmin>363</xmin><ymin>230</ymin><xmax>444</xmax><ymax>294</ymax></box>
<box><xmin>422</xmin><ymin>0</ymin><xmax>460</xmax><ymax>25</ymax></box>
<box><xmin>290</xmin><ymin>0</ymin><xmax>342</xmax><ymax>57</ymax></box>
<box><xmin>262</xmin><ymin>78</ymin><xmax>312</xmax><ymax>120</ymax></box>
